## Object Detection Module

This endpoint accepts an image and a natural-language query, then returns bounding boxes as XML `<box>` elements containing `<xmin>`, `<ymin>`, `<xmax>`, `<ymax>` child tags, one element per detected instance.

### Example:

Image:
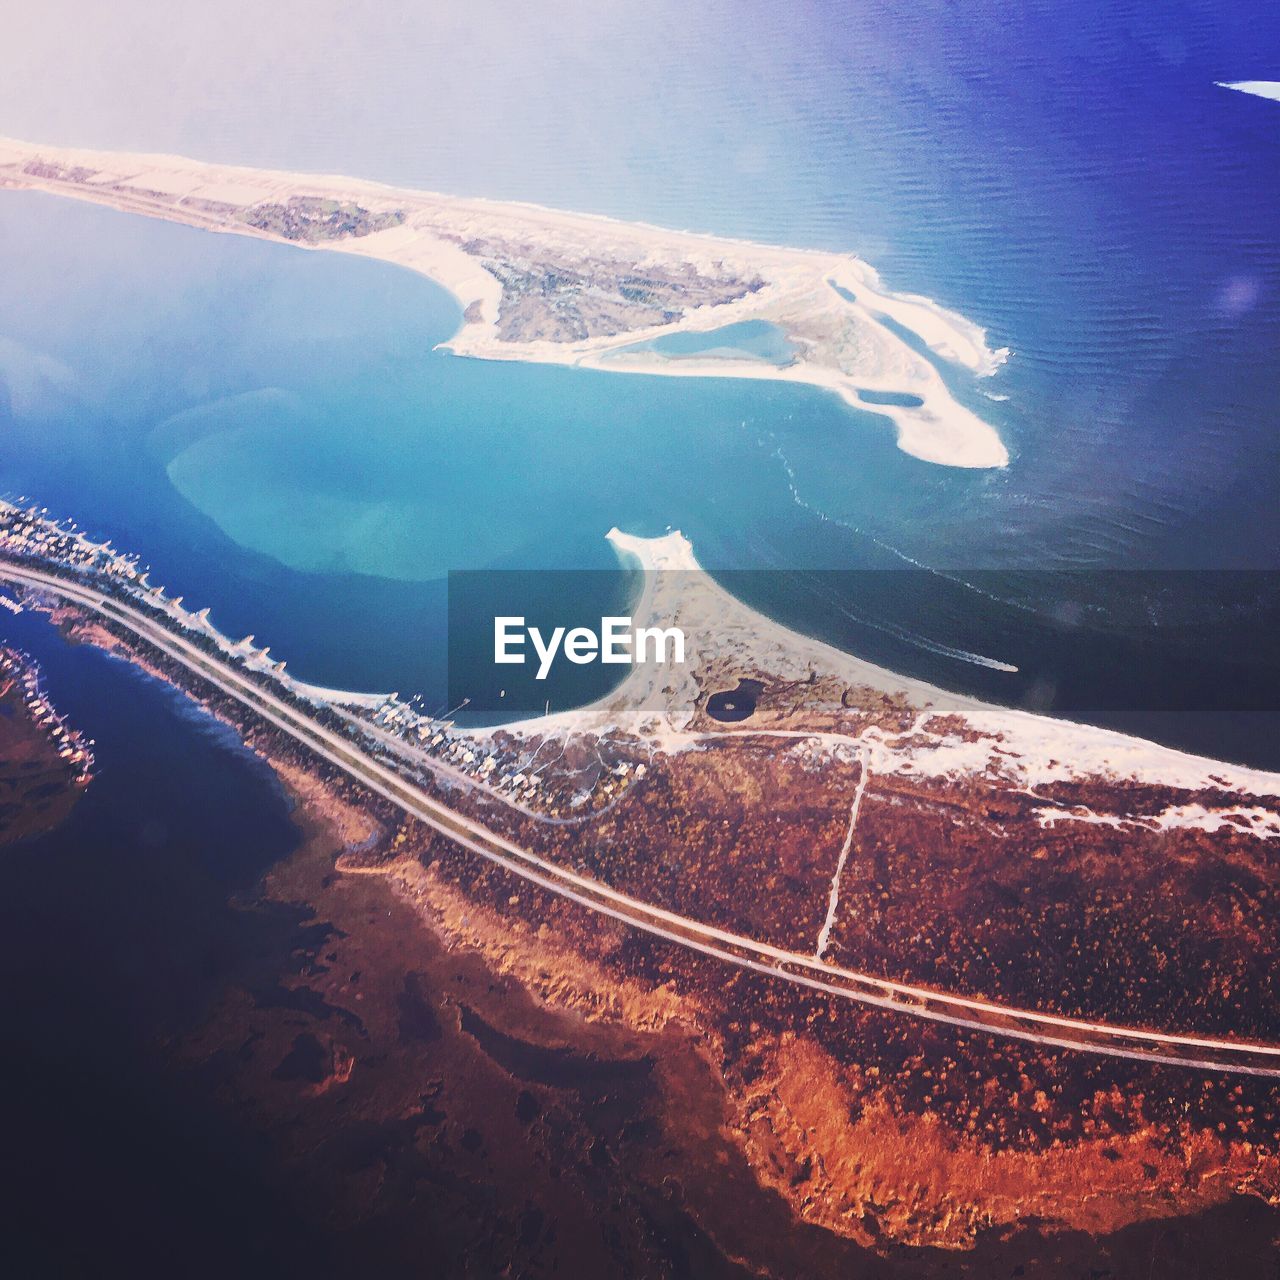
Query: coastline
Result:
<box><xmin>11</xmin><ymin>494</ymin><xmax>1277</xmax><ymax>809</ymax></box>
<box><xmin>496</xmin><ymin>526</ymin><xmax>1280</xmax><ymax>801</ymax></box>
<box><xmin>0</xmin><ymin>135</ymin><xmax>1009</xmax><ymax>469</ymax></box>
<box><xmin>24</xmin><ymin>567</ymin><xmax>1280</xmax><ymax>1258</ymax></box>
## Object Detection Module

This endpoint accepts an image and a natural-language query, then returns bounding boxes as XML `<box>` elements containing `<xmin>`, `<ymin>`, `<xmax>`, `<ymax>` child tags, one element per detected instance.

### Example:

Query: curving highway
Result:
<box><xmin>7</xmin><ymin>557</ymin><xmax>1280</xmax><ymax>1078</ymax></box>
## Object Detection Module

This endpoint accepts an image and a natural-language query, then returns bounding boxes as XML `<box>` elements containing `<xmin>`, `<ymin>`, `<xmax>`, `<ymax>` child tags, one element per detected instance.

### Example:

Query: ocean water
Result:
<box><xmin>2</xmin><ymin>0</ymin><xmax>1280</xmax><ymax>758</ymax></box>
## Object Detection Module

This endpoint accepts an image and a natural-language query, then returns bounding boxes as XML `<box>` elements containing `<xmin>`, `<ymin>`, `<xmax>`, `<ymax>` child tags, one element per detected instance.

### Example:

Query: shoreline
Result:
<box><xmin>9</xmin><ymin>496</ymin><xmax>1277</xmax><ymax>802</ymax></box>
<box><xmin>0</xmin><ymin>135</ymin><xmax>1009</xmax><ymax>470</ymax></box>
<box><xmin>495</xmin><ymin>526</ymin><xmax>1280</xmax><ymax>800</ymax></box>
<box><xmin>16</xmin><ymin>527</ymin><xmax>1280</xmax><ymax>1262</ymax></box>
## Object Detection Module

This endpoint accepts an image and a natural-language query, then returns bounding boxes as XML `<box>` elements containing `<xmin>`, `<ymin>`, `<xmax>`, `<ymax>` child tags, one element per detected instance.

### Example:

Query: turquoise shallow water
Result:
<box><xmin>7</xmin><ymin>1</ymin><xmax>1278</xmax><ymax>592</ymax></box>
<box><xmin>0</xmin><ymin>191</ymin><xmax>961</xmax><ymax>704</ymax></box>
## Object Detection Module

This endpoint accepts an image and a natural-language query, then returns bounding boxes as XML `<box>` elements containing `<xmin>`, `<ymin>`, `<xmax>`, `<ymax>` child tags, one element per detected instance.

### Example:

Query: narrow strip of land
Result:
<box><xmin>8</xmin><ymin>557</ymin><xmax>1280</xmax><ymax>1077</ymax></box>
<box><xmin>0</xmin><ymin>135</ymin><xmax>1010</xmax><ymax>468</ymax></box>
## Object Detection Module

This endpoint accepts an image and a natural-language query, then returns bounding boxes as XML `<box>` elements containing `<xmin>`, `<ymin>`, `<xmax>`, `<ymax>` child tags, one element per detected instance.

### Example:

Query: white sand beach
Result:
<box><xmin>0</xmin><ymin>136</ymin><xmax>1009</xmax><ymax>469</ymax></box>
<box><xmin>503</xmin><ymin>527</ymin><xmax>1280</xmax><ymax>821</ymax></box>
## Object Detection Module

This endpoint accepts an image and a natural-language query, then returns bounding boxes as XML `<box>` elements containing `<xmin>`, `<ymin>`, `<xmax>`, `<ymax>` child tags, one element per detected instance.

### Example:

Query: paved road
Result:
<box><xmin>8</xmin><ymin>558</ymin><xmax>1280</xmax><ymax>1078</ymax></box>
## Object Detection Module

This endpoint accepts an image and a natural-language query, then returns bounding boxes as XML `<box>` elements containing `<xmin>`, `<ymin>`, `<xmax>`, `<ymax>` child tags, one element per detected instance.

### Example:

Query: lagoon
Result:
<box><xmin>610</xmin><ymin>320</ymin><xmax>799</xmax><ymax>366</ymax></box>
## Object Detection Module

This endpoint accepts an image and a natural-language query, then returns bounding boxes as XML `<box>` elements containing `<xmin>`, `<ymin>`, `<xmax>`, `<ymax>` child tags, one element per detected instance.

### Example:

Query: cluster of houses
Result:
<box><xmin>0</xmin><ymin>499</ymin><xmax>645</xmax><ymax>815</ymax></box>
<box><xmin>364</xmin><ymin>694</ymin><xmax>548</xmax><ymax>801</ymax></box>
<box><xmin>361</xmin><ymin>692</ymin><xmax>648</xmax><ymax>814</ymax></box>
<box><xmin>0</xmin><ymin>500</ymin><xmax>144</xmax><ymax>583</ymax></box>
<box><xmin>0</xmin><ymin>646</ymin><xmax>94</xmax><ymax>785</ymax></box>
<box><xmin>0</xmin><ymin>499</ymin><xmax>290</xmax><ymax>685</ymax></box>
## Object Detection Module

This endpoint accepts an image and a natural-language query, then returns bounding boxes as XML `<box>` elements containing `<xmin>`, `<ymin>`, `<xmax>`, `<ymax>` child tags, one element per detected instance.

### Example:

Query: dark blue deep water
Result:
<box><xmin>0</xmin><ymin>607</ymin><xmax>334</xmax><ymax>1274</ymax></box>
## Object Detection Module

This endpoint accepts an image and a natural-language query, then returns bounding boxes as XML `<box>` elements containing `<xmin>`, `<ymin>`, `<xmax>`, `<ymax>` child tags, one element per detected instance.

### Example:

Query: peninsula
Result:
<box><xmin>8</xmin><ymin>501</ymin><xmax>1280</xmax><ymax>1250</ymax></box>
<box><xmin>0</xmin><ymin>136</ymin><xmax>1009</xmax><ymax>469</ymax></box>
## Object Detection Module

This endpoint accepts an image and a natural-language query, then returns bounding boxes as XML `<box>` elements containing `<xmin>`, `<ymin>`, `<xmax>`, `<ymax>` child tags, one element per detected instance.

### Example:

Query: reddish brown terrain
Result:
<box><xmin>825</xmin><ymin>761</ymin><xmax>1280</xmax><ymax>1038</ymax></box>
<box><xmin>509</xmin><ymin>733</ymin><xmax>862</xmax><ymax>949</ymax></box>
<box><xmin>6</xmin><ymin>541</ymin><xmax>1280</xmax><ymax>1274</ymax></box>
<box><xmin>32</xmin><ymin>599</ymin><xmax>1276</xmax><ymax>1272</ymax></box>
